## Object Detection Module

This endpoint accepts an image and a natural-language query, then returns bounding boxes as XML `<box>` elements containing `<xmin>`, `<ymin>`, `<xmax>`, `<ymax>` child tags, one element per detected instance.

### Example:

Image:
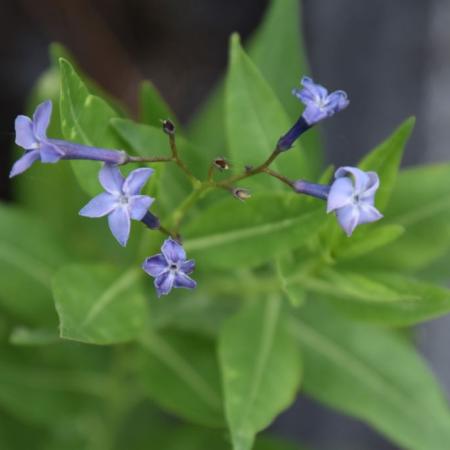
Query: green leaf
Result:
<box><xmin>289</xmin><ymin>300</ymin><xmax>450</xmax><ymax>450</ymax></box>
<box><xmin>0</xmin><ymin>204</ymin><xmax>67</xmax><ymax>325</ymax></box>
<box><xmin>351</xmin><ymin>162</ymin><xmax>450</xmax><ymax>273</ymax></box>
<box><xmin>9</xmin><ymin>327</ymin><xmax>59</xmax><ymax>346</ymax></box>
<box><xmin>225</xmin><ymin>34</ymin><xmax>314</xmax><ymax>186</ymax></box>
<box><xmin>139</xmin><ymin>80</ymin><xmax>176</xmax><ymax>127</ymax></box>
<box><xmin>288</xmin><ymin>269</ymin><xmax>450</xmax><ymax>326</ymax></box>
<box><xmin>187</xmin><ymin>0</ymin><xmax>322</xmax><ymax>177</ymax></box>
<box><xmin>333</xmin><ymin>224</ymin><xmax>404</xmax><ymax>261</ymax></box>
<box><xmin>219</xmin><ymin>297</ymin><xmax>301</xmax><ymax>450</ymax></box>
<box><xmin>359</xmin><ymin>117</ymin><xmax>415</xmax><ymax>211</ymax></box>
<box><xmin>183</xmin><ymin>193</ymin><xmax>324</xmax><ymax>269</ymax></box>
<box><xmin>59</xmin><ymin>58</ymin><xmax>123</xmax><ymax>196</ymax></box>
<box><xmin>52</xmin><ymin>264</ymin><xmax>148</xmax><ymax>344</ymax></box>
<box><xmin>139</xmin><ymin>329</ymin><xmax>224</xmax><ymax>427</ymax></box>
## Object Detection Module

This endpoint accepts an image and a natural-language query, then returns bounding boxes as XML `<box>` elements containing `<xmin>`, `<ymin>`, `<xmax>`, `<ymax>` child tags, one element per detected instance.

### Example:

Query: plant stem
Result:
<box><xmin>168</xmin><ymin>134</ymin><xmax>199</xmax><ymax>185</ymax></box>
<box><xmin>125</xmin><ymin>155</ymin><xmax>173</xmax><ymax>163</ymax></box>
<box><xmin>262</xmin><ymin>167</ymin><xmax>295</xmax><ymax>189</ymax></box>
<box><xmin>217</xmin><ymin>146</ymin><xmax>282</xmax><ymax>188</ymax></box>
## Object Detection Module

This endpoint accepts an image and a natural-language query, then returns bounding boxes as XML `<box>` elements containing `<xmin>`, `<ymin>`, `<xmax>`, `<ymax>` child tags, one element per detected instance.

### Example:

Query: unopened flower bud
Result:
<box><xmin>214</xmin><ymin>157</ymin><xmax>229</xmax><ymax>171</ymax></box>
<box><xmin>233</xmin><ymin>188</ymin><xmax>251</xmax><ymax>201</ymax></box>
<box><xmin>162</xmin><ymin>119</ymin><xmax>176</xmax><ymax>135</ymax></box>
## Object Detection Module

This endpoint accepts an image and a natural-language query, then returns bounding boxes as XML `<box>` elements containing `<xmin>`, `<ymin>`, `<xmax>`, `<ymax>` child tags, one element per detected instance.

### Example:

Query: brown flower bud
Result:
<box><xmin>162</xmin><ymin>119</ymin><xmax>176</xmax><ymax>135</ymax></box>
<box><xmin>233</xmin><ymin>188</ymin><xmax>251</xmax><ymax>201</ymax></box>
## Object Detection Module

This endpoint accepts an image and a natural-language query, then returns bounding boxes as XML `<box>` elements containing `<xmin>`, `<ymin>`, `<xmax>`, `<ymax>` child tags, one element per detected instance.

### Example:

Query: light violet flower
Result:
<box><xmin>79</xmin><ymin>164</ymin><xmax>154</xmax><ymax>246</ymax></box>
<box><xmin>11</xmin><ymin>100</ymin><xmax>64</xmax><ymax>177</ymax></box>
<box><xmin>142</xmin><ymin>238</ymin><xmax>196</xmax><ymax>297</ymax></box>
<box><xmin>293</xmin><ymin>76</ymin><xmax>349</xmax><ymax>126</ymax></box>
<box><xmin>277</xmin><ymin>76</ymin><xmax>349</xmax><ymax>151</ymax></box>
<box><xmin>11</xmin><ymin>100</ymin><xmax>127</xmax><ymax>177</ymax></box>
<box><xmin>327</xmin><ymin>166</ymin><xmax>383</xmax><ymax>236</ymax></box>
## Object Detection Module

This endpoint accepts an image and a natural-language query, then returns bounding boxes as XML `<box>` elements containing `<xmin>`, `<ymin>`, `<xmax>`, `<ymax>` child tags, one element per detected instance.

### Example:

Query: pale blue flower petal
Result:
<box><xmin>32</xmin><ymin>100</ymin><xmax>52</xmax><ymax>140</ymax></box>
<box><xmin>123</xmin><ymin>168</ymin><xmax>154</xmax><ymax>196</ymax></box>
<box><xmin>79</xmin><ymin>192</ymin><xmax>117</xmax><ymax>218</ymax></box>
<box><xmin>99</xmin><ymin>164</ymin><xmax>124</xmax><ymax>194</ymax></box>
<box><xmin>335</xmin><ymin>166</ymin><xmax>370</xmax><ymax>194</ymax></box>
<box><xmin>162</xmin><ymin>238</ymin><xmax>186</xmax><ymax>264</ymax></box>
<box><xmin>336</xmin><ymin>204</ymin><xmax>360</xmax><ymax>237</ymax></box>
<box><xmin>108</xmin><ymin>205</ymin><xmax>131</xmax><ymax>246</ymax></box>
<box><xmin>15</xmin><ymin>115</ymin><xmax>38</xmax><ymax>149</ymax></box>
<box><xmin>9</xmin><ymin>150</ymin><xmax>40</xmax><ymax>178</ymax></box>
<box><xmin>180</xmin><ymin>259</ymin><xmax>195</xmax><ymax>274</ymax></box>
<box><xmin>129</xmin><ymin>195</ymin><xmax>154</xmax><ymax>220</ymax></box>
<box><xmin>174</xmin><ymin>272</ymin><xmax>197</xmax><ymax>290</ymax></box>
<box><xmin>155</xmin><ymin>271</ymin><xmax>176</xmax><ymax>297</ymax></box>
<box><xmin>358</xmin><ymin>204</ymin><xmax>384</xmax><ymax>224</ymax></box>
<box><xmin>142</xmin><ymin>254</ymin><xmax>168</xmax><ymax>277</ymax></box>
<box><xmin>39</xmin><ymin>143</ymin><xmax>64</xmax><ymax>163</ymax></box>
<box><xmin>327</xmin><ymin>177</ymin><xmax>354</xmax><ymax>213</ymax></box>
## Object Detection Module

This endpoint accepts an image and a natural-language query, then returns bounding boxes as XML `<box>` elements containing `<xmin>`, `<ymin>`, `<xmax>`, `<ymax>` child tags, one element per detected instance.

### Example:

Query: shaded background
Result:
<box><xmin>1</xmin><ymin>0</ymin><xmax>449</xmax><ymax>449</ymax></box>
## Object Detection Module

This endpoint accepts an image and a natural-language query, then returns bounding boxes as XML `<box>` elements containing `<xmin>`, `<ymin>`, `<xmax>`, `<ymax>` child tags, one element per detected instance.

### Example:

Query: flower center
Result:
<box><xmin>169</xmin><ymin>263</ymin><xmax>178</xmax><ymax>272</ymax></box>
<box><xmin>118</xmin><ymin>195</ymin><xmax>128</xmax><ymax>205</ymax></box>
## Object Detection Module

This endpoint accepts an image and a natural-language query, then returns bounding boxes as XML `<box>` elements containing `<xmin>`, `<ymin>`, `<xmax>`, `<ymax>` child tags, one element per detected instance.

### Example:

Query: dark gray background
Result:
<box><xmin>1</xmin><ymin>1</ymin><xmax>449</xmax><ymax>449</ymax></box>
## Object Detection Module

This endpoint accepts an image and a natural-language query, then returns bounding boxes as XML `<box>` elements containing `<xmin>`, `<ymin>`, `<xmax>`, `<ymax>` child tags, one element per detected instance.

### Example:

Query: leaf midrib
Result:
<box><xmin>184</xmin><ymin>210</ymin><xmax>318</xmax><ymax>252</ymax></box>
<box><xmin>288</xmin><ymin>318</ymin><xmax>449</xmax><ymax>434</ymax></box>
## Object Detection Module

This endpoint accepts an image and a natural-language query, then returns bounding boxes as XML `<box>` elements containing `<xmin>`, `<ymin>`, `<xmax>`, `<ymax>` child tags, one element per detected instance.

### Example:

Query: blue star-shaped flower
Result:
<box><xmin>142</xmin><ymin>239</ymin><xmax>196</xmax><ymax>297</ymax></box>
<box><xmin>293</xmin><ymin>76</ymin><xmax>349</xmax><ymax>126</ymax></box>
<box><xmin>79</xmin><ymin>164</ymin><xmax>154</xmax><ymax>246</ymax></box>
<box><xmin>11</xmin><ymin>100</ymin><xmax>64</xmax><ymax>177</ymax></box>
<box><xmin>327</xmin><ymin>166</ymin><xmax>383</xmax><ymax>236</ymax></box>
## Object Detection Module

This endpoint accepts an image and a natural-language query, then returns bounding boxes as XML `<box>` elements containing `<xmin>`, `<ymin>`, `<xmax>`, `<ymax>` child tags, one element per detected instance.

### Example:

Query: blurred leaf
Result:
<box><xmin>53</xmin><ymin>264</ymin><xmax>148</xmax><ymax>344</ymax></box>
<box><xmin>187</xmin><ymin>0</ymin><xmax>321</xmax><ymax>178</ymax></box>
<box><xmin>183</xmin><ymin>193</ymin><xmax>323</xmax><ymax>269</ymax></box>
<box><xmin>289</xmin><ymin>299</ymin><xmax>450</xmax><ymax>450</ymax></box>
<box><xmin>139</xmin><ymin>80</ymin><xmax>177</xmax><ymax>127</ymax></box>
<box><xmin>0</xmin><ymin>204</ymin><xmax>66</xmax><ymax>326</ymax></box>
<box><xmin>359</xmin><ymin>117</ymin><xmax>415</xmax><ymax>211</ymax></box>
<box><xmin>288</xmin><ymin>269</ymin><xmax>450</xmax><ymax>326</ymax></box>
<box><xmin>333</xmin><ymin>224</ymin><xmax>405</xmax><ymax>261</ymax></box>
<box><xmin>51</xmin><ymin>42</ymin><xmax>128</xmax><ymax>116</ymax></box>
<box><xmin>219</xmin><ymin>297</ymin><xmax>301</xmax><ymax>450</ymax></box>
<box><xmin>59</xmin><ymin>58</ymin><xmax>123</xmax><ymax>195</ymax></box>
<box><xmin>9</xmin><ymin>327</ymin><xmax>59</xmax><ymax>346</ymax></box>
<box><xmin>225</xmin><ymin>34</ymin><xmax>315</xmax><ymax>187</ymax></box>
<box><xmin>351</xmin><ymin>162</ymin><xmax>450</xmax><ymax>272</ymax></box>
<box><xmin>139</xmin><ymin>329</ymin><xmax>224</xmax><ymax>427</ymax></box>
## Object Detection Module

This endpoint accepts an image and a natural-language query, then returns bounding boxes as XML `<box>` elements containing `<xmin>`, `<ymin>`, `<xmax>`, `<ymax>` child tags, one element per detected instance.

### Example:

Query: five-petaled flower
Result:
<box><xmin>11</xmin><ymin>100</ymin><xmax>64</xmax><ymax>177</ymax></box>
<box><xmin>293</xmin><ymin>76</ymin><xmax>349</xmax><ymax>126</ymax></box>
<box><xmin>79</xmin><ymin>164</ymin><xmax>154</xmax><ymax>246</ymax></box>
<box><xmin>142</xmin><ymin>238</ymin><xmax>196</xmax><ymax>297</ymax></box>
<box><xmin>327</xmin><ymin>166</ymin><xmax>383</xmax><ymax>236</ymax></box>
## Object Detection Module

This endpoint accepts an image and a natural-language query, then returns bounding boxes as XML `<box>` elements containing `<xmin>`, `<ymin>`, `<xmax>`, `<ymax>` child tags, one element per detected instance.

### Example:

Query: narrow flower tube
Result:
<box><xmin>293</xmin><ymin>180</ymin><xmax>330</xmax><ymax>200</ymax></box>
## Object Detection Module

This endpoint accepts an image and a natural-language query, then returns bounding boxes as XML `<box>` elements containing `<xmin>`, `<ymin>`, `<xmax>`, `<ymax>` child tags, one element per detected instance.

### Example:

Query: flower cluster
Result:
<box><xmin>10</xmin><ymin>76</ymin><xmax>382</xmax><ymax>297</ymax></box>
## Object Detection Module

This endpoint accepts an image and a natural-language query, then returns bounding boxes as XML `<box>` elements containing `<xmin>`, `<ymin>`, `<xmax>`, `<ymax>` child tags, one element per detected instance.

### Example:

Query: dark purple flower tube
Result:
<box><xmin>293</xmin><ymin>180</ymin><xmax>330</xmax><ymax>200</ymax></box>
<box><xmin>277</xmin><ymin>116</ymin><xmax>310</xmax><ymax>151</ymax></box>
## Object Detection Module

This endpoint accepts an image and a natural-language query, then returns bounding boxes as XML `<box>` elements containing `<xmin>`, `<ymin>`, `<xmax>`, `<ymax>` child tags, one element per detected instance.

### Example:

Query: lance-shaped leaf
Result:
<box><xmin>183</xmin><ymin>193</ymin><xmax>324</xmax><ymax>270</ymax></box>
<box><xmin>354</xmin><ymin>162</ymin><xmax>450</xmax><ymax>273</ymax></box>
<box><xmin>289</xmin><ymin>300</ymin><xmax>450</xmax><ymax>450</ymax></box>
<box><xmin>225</xmin><ymin>34</ymin><xmax>315</xmax><ymax>187</ymax></box>
<box><xmin>59</xmin><ymin>58</ymin><xmax>124</xmax><ymax>196</ymax></box>
<box><xmin>286</xmin><ymin>268</ymin><xmax>450</xmax><ymax>326</ymax></box>
<box><xmin>359</xmin><ymin>117</ymin><xmax>415</xmax><ymax>211</ymax></box>
<box><xmin>219</xmin><ymin>297</ymin><xmax>301</xmax><ymax>450</ymax></box>
<box><xmin>139</xmin><ymin>80</ymin><xmax>177</xmax><ymax>128</ymax></box>
<box><xmin>139</xmin><ymin>329</ymin><xmax>224</xmax><ymax>428</ymax></box>
<box><xmin>187</xmin><ymin>0</ymin><xmax>321</xmax><ymax>179</ymax></box>
<box><xmin>52</xmin><ymin>264</ymin><xmax>148</xmax><ymax>344</ymax></box>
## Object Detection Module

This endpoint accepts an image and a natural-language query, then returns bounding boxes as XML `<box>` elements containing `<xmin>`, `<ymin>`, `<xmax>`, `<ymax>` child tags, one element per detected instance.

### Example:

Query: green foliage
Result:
<box><xmin>5</xmin><ymin>1</ymin><xmax>450</xmax><ymax>449</ymax></box>
<box><xmin>53</xmin><ymin>265</ymin><xmax>148</xmax><ymax>344</ymax></box>
<box><xmin>59</xmin><ymin>58</ymin><xmax>123</xmax><ymax>195</ymax></box>
<box><xmin>139</xmin><ymin>329</ymin><xmax>224</xmax><ymax>427</ymax></box>
<box><xmin>184</xmin><ymin>193</ymin><xmax>323</xmax><ymax>269</ymax></box>
<box><xmin>290</xmin><ymin>300</ymin><xmax>450</xmax><ymax>450</ymax></box>
<box><xmin>219</xmin><ymin>297</ymin><xmax>301</xmax><ymax>450</ymax></box>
